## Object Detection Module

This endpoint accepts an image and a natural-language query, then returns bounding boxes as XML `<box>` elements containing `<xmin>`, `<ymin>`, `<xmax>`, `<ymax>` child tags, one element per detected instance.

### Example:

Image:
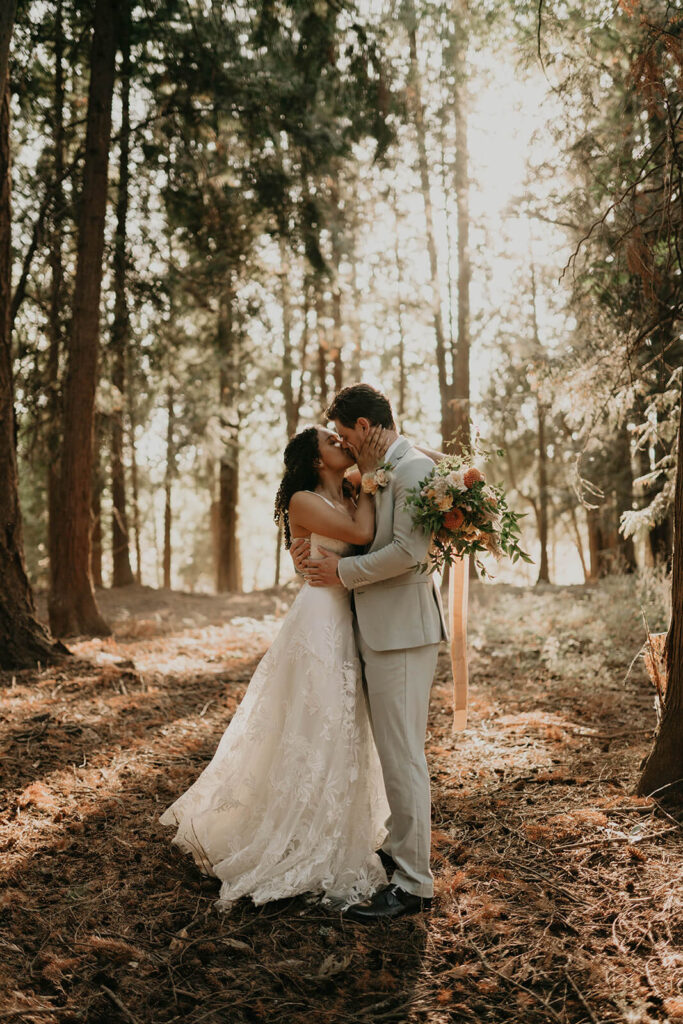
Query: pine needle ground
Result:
<box><xmin>1</xmin><ymin>576</ymin><xmax>681</xmax><ymax>1024</ymax></box>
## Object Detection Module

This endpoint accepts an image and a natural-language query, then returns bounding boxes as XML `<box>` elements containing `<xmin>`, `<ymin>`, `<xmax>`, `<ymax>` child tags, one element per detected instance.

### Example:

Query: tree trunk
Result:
<box><xmin>47</xmin><ymin>0</ymin><xmax>65</xmax><ymax>593</ymax></box>
<box><xmin>567</xmin><ymin>504</ymin><xmax>589</xmax><ymax>582</ymax></box>
<box><xmin>348</xmin><ymin>219</ymin><xmax>362</xmax><ymax>383</ymax></box>
<box><xmin>295</xmin><ymin>271</ymin><xmax>311</xmax><ymax>415</ymax></box>
<box><xmin>90</xmin><ymin>418</ymin><xmax>103</xmax><ymax>587</ymax></box>
<box><xmin>277</xmin><ymin>237</ymin><xmax>300</xmax><ymax>588</ymax></box>
<box><xmin>315</xmin><ymin>282</ymin><xmax>328</xmax><ymax>419</ymax></box>
<box><xmin>163</xmin><ymin>383</ymin><xmax>174</xmax><ymax>590</ymax></box>
<box><xmin>274</xmin><ymin>522</ymin><xmax>283</xmax><ymax>587</ymax></box>
<box><xmin>586</xmin><ymin>506</ymin><xmax>607</xmax><ymax>580</ymax></box>
<box><xmin>330</xmin><ymin>202</ymin><xmax>343</xmax><ymax>394</ymax></box>
<box><xmin>392</xmin><ymin>191</ymin><xmax>406</xmax><ymax>427</ymax></box>
<box><xmin>0</xmin><ymin>1</ymin><xmax>17</xmax><ymax>92</ymax></box>
<box><xmin>0</xmin><ymin>54</ymin><xmax>65</xmax><ymax>667</ymax></box>
<box><xmin>110</xmin><ymin>1</ymin><xmax>134</xmax><ymax>587</ymax></box>
<box><xmin>615</xmin><ymin>420</ymin><xmax>636</xmax><ymax>571</ymax></box>
<box><xmin>215</xmin><ymin>289</ymin><xmax>242</xmax><ymax>593</ymax></box>
<box><xmin>279</xmin><ymin>235</ymin><xmax>299</xmax><ymax>438</ymax></box>
<box><xmin>637</xmin><ymin>382</ymin><xmax>683</xmax><ymax>795</ymax></box>
<box><xmin>536</xmin><ymin>400</ymin><xmax>550</xmax><ymax>583</ymax></box>
<box><xmin>451</xmin><ymin>33</ymin><xmax>471</xmax><ymax>452</ymax></box>
<box><xmin>126</xmin><ymin>358</ymin><xmax>142</xmax><ymax>583</ymax></box>
<box><xmin>48</xmin><ymin>0</ymin><xmax>115</xmax><ymax>637</ymax></box>
<box><xmin>649</xmin><ymin>513</ymin><xmax>673</xmax><ymax>567</ymax></box>
<box><xmin>529</xmin><ymin>260</ymin><xmax>549</xmax><ymax>583</ymax></box>
<box><xmin>439</xmin><ymin>110</ymin><xmax>455</xmax><ymax>357</ymax></box>
<box><xmin>217</xmin><ymin>450</ymin><xmax>241</xmax><ymax>592</ymax></box>
<box><xmin>407</xmin><ymin>22</ymin><xmax>453</xmax><ymax>449</ymax></box>
<box><xmin>332</xmin><ymin>276</ymin><xmax>343</xmax><ymax>392</ymax></box>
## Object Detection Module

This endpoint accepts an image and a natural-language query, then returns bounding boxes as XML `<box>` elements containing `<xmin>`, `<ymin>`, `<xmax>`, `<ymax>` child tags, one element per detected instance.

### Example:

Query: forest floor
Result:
<box><xmin>1</xmin><ymin>574</ymin><xmax>682</xmax><ymax>1024</ymax></box>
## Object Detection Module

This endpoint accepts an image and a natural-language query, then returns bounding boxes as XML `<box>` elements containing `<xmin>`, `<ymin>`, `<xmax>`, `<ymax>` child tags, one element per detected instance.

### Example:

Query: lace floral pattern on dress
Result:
<box><xmin>160</xmin><ymin>532</ymin><xmax>389</xmax><ymax>906</ymax></box>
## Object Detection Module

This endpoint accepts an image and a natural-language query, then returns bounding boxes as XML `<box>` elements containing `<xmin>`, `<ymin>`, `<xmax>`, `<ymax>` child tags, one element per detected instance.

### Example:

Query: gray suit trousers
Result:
<box><xmin>355</xmin><ymin>621</ymin><xmax>439</xmax><ymax>898</ymax></box>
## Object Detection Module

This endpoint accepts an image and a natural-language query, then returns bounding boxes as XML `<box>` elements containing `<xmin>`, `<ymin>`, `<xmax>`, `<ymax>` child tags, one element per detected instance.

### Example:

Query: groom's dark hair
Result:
<box><xmin>326</xmin><ymin>383</ymin><xmax>396</xmax><ymax>429</ymax></box>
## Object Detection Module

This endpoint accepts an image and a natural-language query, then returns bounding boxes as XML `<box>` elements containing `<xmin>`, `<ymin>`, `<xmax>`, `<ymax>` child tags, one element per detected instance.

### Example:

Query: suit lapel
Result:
<box><xmin>366</xmin><ymin>438</ymin><xmax>412</xmax><ymax>552</ymax></box>
<box><xmin>388</xmin><ymin>437</ymin><xmax>411</xmax><ymax>467</ymax></box>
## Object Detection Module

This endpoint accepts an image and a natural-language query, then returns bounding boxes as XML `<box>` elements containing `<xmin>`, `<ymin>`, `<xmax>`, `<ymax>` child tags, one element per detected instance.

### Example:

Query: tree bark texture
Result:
<box><xmin>567</xmin><ymin>505</ymin><xmax>589</xmax><ymax>582</ymax></box>
<box><xmin>110</xmin><ymin>1</ymin><xmax>134</xmax><ymax>587</ymax></box>
<box><xmin>638</xmin><ymin>381</ymin><xmax>683</xmax><ymax>795</ymax></box>
<box><xmin>126</xmin><ymin>359</ymin><xmax>142</xmax><ymax>583</ymax></box>
<box><xmin>529</xmin><ymin>261</ymin><xmax>550</xmax><ymax>582</ymax></box>
<box><xmin>330</xmin><ymin>197</ymin><xmax>344</xmax><ymax>394</ymax></box>
<box><xmin>392</xmin><ymin>195</ymin><xmax>406</xmax><ymax>427</ymax></box>
<box><xmin>48</xmin><ymin>0</ymin><xmax>115</xmax><ymax>637</ymax></box>
<box><xmin>315</xmin><ymin>283</ymin><xmax>328</xmax><ymax>420</ymax></box>
<box><xmin>614</xmin><ymin>420</ymin><xmax>636</xmax><ymax>571</ymax></box>
<box><xmin>0</xmin><ymin>1</ymin><xmax>17</xmax><ymax>93</ymax></box>
<box><xmin>279</xmin><ymin>235</ymin><xmax>298</xmax><ymax>438</ymax></box>
<box><xmin>451</xmin><ymin>33</ymin><xmax>471</xmax><ymax>452</ymax></box>
<box><xmin>163</xmin><ymin>384</ymin><xmax>174</xmax><ymax>590</ymax></box>
<box><xmin>90</xmin><ymin>419</ymin><xmax>103</xmax><ymax>587</ymax></box>
<box><xmin>0</xmin><ymin>62</ymin><xmax>65</xmax><ymax>667</ymax></box>
<box><xmin>297</xmin><ymin>274</ymin><xmax>311</xmax><ymax>413</ymax></box>
<box><xmin>276</xmin><ymin>237</ymin><xmax>301</xmax><ymax>587</ymax></box>
<box><xmin>407</xmin><ymin>25</ymin><xmax>452</xmax><ymax>449</ymax></box>
<box><xmin>47</xmin><ymin>0</ymin><xmax>65</xmax><ymax>592</ymax></box>
<box><xmin>215</xmin><ymin>289</ymin><xmax>242</xmax><ymax>593</ymax></box>
<box><xmin>536</xmin><ymin>401</ymin><xmax>550</xmax><ymax>583</ymax></box>
<box><xmin>586</xmin><ymin>506</ymin><xmax>609</xmax><ymax>579</ymax></box>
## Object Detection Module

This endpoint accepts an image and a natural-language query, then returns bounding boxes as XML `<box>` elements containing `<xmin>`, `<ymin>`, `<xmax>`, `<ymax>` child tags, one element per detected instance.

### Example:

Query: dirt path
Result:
<box><xmin>1</xmin><ymin>579</ymin><xmax>681</xmax><ymax>1023</ymax></box>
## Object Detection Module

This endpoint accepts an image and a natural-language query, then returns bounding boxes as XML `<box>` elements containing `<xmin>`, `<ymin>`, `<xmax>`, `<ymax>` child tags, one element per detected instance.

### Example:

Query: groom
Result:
<box><xmin>292</xmin><ymin>383</ymin><xmax>447</xmax><ymax>920</ymax></box>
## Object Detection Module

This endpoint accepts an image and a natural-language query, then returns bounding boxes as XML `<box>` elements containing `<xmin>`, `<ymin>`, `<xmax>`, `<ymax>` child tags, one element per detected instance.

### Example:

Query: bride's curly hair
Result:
<box><xmin>274</xmin><ymin>427</ymin><xmax>321</xmax><ymax>549</ymax></box>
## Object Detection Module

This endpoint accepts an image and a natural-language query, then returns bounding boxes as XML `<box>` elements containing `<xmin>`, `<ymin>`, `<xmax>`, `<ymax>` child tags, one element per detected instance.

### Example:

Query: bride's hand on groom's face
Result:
<box><xmin>355</xmin><ymin>425</ymin><xmax>392</xmax><ymax>475</ymax></box>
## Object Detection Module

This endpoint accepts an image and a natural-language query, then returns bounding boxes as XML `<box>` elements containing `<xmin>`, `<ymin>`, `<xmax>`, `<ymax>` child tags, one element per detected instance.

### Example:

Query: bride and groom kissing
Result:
<box><xmin>161</xmin><ymin>382</ymin><xmax>448</xmax><ymax>922</ymax></box>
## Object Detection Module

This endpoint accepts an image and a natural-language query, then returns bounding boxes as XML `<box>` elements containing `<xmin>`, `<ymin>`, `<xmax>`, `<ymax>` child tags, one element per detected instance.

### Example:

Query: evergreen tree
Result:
<box><xmin>0</xmin><ymin>3</ymin><xmax>65</xmax><ymax>667</ymax></box>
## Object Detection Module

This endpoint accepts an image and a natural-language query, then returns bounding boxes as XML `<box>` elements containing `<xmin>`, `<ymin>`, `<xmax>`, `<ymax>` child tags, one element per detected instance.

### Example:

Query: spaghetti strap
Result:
<box><xmin>305</xmin><ymin>490</ymin><xmax>338</xmax><ymax>510</ymax></box>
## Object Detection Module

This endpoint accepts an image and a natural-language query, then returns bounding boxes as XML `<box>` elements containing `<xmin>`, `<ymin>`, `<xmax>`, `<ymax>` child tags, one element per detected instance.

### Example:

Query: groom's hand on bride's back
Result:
<box><xmin>290</xmin><ymin>537</ymin><xmax>310</xmax><ymax>576</ymax></box>
<box><xmin>306</xmin><ymin>548</ymin><xmax>344</xmax><ymax>588</ymax></box>
<box><xmin>290</xmin><ymin>538</ymin><xmax>341</xmax><ymax>588</ymax></box>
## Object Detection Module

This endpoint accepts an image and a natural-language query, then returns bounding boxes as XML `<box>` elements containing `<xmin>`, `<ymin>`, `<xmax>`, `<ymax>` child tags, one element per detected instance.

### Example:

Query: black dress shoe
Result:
<box><xmin>376</xmin><ymin>848</ymin><xmax>397</xmax><ymax>876</ymax></box>
<box><xmin>343</xmin><ymin>884</ymin><xmax>432</xmax><ymax>922</ymax></box>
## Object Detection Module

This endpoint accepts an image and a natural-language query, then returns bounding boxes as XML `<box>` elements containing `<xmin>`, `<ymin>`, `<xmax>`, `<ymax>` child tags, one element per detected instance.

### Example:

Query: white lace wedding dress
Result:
<box><xmin>160</xmin><ymin>526</ymin><xmax>389</xmax><ymax>907</ymax></box>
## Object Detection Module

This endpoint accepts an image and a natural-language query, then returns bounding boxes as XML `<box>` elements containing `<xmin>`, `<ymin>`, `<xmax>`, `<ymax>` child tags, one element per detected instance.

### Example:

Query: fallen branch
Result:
<box><xmin>101</xmin><ymin>985</ymin><xmax>143</xmax><ymax>1024</ymax></box>
<box><xmin>0</xmin><ymin>1011</ymin><xmax>66</xmax><ymax>1020</ymax></box>
<box><xmin>557</xmin><ymin>826</ymin><xmax>679</xmax><ymax>850</ymax></box>
<box><xmin>467</xmin><ymin>939</ymin><xmax>565</xmax><ymax>1024</ymax></box>
<box><xmin>565</xmin><ymin>970</ymin><xmax>600</xmax><ymax>1024</ymax></box>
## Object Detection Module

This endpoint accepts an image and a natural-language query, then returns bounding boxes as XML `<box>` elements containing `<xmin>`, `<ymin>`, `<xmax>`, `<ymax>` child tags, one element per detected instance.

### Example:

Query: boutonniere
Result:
<box><xmin>361</xmin><ymin>462</ymin><xmax>394</xmax><ymax>495</ymax></box>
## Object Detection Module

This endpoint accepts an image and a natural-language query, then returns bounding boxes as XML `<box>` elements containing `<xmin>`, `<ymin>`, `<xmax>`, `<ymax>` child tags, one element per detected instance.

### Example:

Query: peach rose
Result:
<box><xmin>464</xmin><ymin>467</ymin><xmax>484</xmax><ymax>488</ymax></box>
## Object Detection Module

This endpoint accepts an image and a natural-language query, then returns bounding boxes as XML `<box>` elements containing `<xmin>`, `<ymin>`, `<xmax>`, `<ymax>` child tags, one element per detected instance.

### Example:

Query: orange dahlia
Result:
<box><xmin>443</xmin><ymin>508</ymin><xmax>465</xmax><ymax>532</ymax></box>
<box><xmin>463</xmin><ymin>467</ymin><xmax>484</xmax><ymax>488</ymax></box>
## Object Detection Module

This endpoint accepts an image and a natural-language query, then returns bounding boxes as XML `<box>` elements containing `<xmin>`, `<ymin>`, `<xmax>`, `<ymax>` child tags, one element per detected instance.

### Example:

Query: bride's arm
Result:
<box><xmin>288</xmin><ymin>489</ymin><xmax>375</xmax><ymax>546</ymax></box>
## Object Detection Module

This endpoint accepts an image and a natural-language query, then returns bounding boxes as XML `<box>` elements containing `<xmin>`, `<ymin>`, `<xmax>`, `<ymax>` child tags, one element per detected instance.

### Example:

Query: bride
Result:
<box><xmin>160</xmin><ymin>424</ymin><xmax>392</xmax><ymax>907</ymax></box>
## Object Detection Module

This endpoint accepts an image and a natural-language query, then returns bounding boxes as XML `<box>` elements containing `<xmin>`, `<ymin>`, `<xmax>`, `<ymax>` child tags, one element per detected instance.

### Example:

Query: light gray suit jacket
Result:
<box><xmin>338</xmin><ymin>438</ymin><xmax>448</xmax><ymax>652</ymax></box>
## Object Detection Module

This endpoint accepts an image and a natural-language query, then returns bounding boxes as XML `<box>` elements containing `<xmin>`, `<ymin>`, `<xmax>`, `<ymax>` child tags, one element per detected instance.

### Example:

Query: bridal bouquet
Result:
<box><xmin>405</xmin><ymin>451</ymin><xmax>532</xmax><ymax>578</ymax></box>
